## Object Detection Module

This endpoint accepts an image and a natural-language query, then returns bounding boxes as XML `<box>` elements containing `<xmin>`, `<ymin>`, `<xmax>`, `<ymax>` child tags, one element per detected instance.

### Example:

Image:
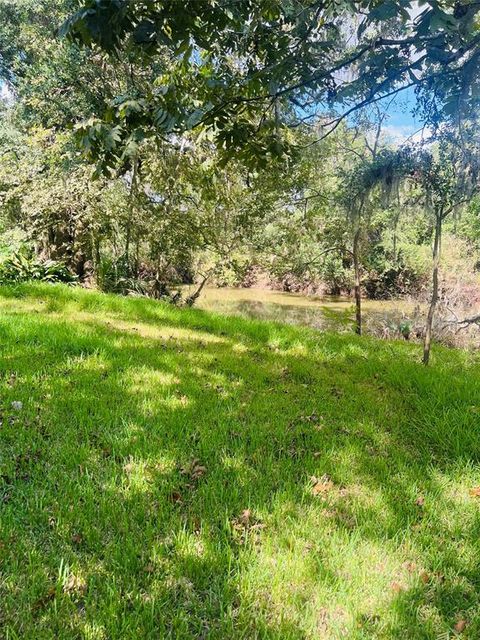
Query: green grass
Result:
<box><xmin>1</xmin><ymin>283</ymin><xmax>480</xmax><ymax>639</ymax></box>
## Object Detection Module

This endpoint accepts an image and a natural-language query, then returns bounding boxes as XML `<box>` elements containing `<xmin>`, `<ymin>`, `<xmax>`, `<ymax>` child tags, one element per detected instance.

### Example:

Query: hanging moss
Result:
<box><xmin>341</xmin><ymin>147</ymin><xmax>422</xmax><ymax>215</ymax></box>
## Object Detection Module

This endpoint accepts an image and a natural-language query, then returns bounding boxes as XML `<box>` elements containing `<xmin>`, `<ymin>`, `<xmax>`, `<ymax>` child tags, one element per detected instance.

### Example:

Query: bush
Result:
<box><xmin>96</xmin><ymin>256</ymin><xmax>132</xmax><ymax>294</ymax></box>
<box><xmin>363</xmin><ymin>265</ymin><xmax>427</xmax><ymax>299</ymax></box>
<box><xmin>0</xmin><ymin>249</ymin><xmax>77</xmax><ymax>284</ymax></box>
<box><xmin>97</xmin><ymin>256</ymin><xmax>182</xmax><ymax>303</ymax></box>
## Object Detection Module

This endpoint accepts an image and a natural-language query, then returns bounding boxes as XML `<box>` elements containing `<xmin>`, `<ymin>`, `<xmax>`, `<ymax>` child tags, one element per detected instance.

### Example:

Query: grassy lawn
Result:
<box><xmin>1</xmin><ymin>283</ymin><xmax>480</xmax><ymax>639</ymax></box>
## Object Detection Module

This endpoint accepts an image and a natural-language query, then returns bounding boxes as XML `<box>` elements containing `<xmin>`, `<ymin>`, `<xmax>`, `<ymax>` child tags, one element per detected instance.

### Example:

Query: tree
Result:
<box><xmin>339</xmin><ymin>148</ymin><xmax>416</xmax><ymax>334</ymax></box>
<box><xmin>141</xmin><ymin>135</ymin><xmax>298</xmax><ymax>297</ymax></box>
<box><xmin>0</xmin><ymin>125</ymin><xmax>126</xmax><ymax>278</ymax></box>
<box><xmin>60</xmin><ymin>1</ymin><xmax>480</xmax><ymax>168</ymax></box>
<box><xmin>416</xmin><ymin>138</ymin><xmax>480</xmax><ymax>364</ymax></box>
<box><xmin>0</xmin><ymin>0</ymin><xmax>120</xmax><ymax>129</ymax></box>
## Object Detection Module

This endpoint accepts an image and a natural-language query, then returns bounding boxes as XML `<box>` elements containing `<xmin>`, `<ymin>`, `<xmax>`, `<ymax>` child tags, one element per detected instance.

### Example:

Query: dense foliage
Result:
<box><xmin>1</xmin><ymin>0</ymin><xmax>480</xmax><ymax>359</ymax></box>
<box><xmin>59</xmin><ymin>1</ymin><xmax>480</xmax><ymax>169</ymax></box>
<box><xmin>0</xmin><ymin>248</ymin><xmax>76</xmax><ymax>284</ymax></box>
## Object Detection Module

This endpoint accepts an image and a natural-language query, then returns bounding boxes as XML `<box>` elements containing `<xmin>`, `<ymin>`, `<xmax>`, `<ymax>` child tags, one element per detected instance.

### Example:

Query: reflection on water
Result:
<box><xmin>206</xmin><ymin>299</ymin><xmax>357</xmax><ymax>332</ymax></box>
<box><xmin>183</xmin><ymin>286</ymin><xmax>422</xmax><ymax>336</ymax></box>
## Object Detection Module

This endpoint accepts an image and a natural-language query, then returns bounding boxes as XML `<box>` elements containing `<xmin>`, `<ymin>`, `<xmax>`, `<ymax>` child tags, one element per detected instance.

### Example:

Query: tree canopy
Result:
<box><xmin>57</xmin><ymin>0</ymin><xmax>480</xmax><ymax>168</ymax></box>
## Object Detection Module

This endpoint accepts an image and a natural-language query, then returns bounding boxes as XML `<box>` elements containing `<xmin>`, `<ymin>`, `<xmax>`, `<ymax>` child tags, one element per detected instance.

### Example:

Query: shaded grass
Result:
<box><xmin>1</xmin><ymin>283</ymin><xmax>480</xmax><ymax>639</ymax></box>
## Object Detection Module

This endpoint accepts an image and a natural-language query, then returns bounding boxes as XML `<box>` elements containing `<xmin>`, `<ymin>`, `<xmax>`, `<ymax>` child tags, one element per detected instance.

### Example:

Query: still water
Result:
<box><xmin>183</xmin><ymin>286</ymin><xmax>422</xmax><ymax>336</ymax></box>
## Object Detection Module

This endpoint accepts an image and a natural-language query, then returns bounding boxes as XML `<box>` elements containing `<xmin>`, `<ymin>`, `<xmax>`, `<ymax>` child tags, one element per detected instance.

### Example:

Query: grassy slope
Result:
<box><xmin>1</xmin><ymin>284</ymin><xmax>480</xmax><ymax>640</ymax></box>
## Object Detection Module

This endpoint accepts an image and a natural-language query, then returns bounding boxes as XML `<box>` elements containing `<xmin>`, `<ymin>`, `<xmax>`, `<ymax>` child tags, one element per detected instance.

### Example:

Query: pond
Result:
<box><xmin>182</xmin><ymin>286</ymin><xmax>425</xmax><ymax>338</ymax></box>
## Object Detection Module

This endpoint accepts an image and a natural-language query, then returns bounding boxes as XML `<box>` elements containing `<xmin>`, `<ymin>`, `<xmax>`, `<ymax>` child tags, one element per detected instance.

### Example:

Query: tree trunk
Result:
<box><xmin>125</xmin><ymin>222</ymin><xmax>131</xmax><ymax>266</ymax></box>
<box><xmin>392</xmin><ymin>210</ymin><xmax>400</xmax><ymax>266</ymax></box>
<box><xmin>353</xmin><ymin>227</ymin><xmax>362</xmax><ymax>335</ymax></box>
<box><xmin>423</xmin><ymin>210</ymin><xmax>442</xmax><ymax>365</ymax></box>
<box><xmin>134</xmin><ymin>238</ymin><xmax>140</xmax><ymax>277</ymax></box>
<box><xmin>185</xmin><ymin>275</ymin><xmax>209</xmax><ymax>307</ymax></box>
<box><xmin>125</xmin><ymin>158</ymin><xmax>138</xmax><ymax>272</ymax></box>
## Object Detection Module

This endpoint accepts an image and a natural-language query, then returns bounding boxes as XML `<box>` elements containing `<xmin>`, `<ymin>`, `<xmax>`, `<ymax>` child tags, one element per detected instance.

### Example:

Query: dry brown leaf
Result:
<box><xmin>311</xmin><ymin>475</ymin><xmax>334</xmax><ymax>496</ymax></box>
<box><xmin>469</xmin><ymin>487</ymin><xmax>480</xmax><ymax>497</ymax></box>
<box><xmin>71</xmin><ymin>533</ymin><xmax>83</xmax><ymax>545</ymax></box>
<box><xmin>232</xmin><ymin>509</ymin><xmax>264</xmax><ymax>541</ymax></box>
<box><xmin>169</xmin><ymin>490</ymin><xmax>183</xmax><ymax>504</ymax></box>
<box><xmin>64</xmin><ymin>574</ymin><xmax>87</xmax><ymax>595</ymax></box>
<box><xmin>420</xmin><ymin>571</ymin><xmax>430</xmax><ymax>584</ymax></box>
<box><xmin>390</xmin><ymin>581</ymin><xmax>405</xmax><ymax>593</ymax></box>
<box><xmin>191</xmin><ymin>464</ymin><xmax>206</xmax><ymax>479</ymax></box>
<box><xmin>415</xmin><ymin>496</ymin><xmax>425</xmax><ymax>507</ymax></box>
<box><xmin>240</xmin><ymin>509</ymin><xmax>251</xmax><ymax>526</ymax></box>
<box><xmin>454</xmin><ymin>619</ymin><xmax>467</xmax><ymax>633</ymax></box>
<box><xmin>180</xmin><ymin>459</ymin><xmax>206</xmax><ymax>480</ymax></box>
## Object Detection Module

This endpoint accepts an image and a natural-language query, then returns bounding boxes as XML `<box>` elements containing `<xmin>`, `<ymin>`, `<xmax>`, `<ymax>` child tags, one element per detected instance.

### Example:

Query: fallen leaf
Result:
<box><xmin>64</xmin><ymin>574</ymin><xmax>87</xmax><ymax>595</ymax></box>
<box><xmin>239</xmin><ymin>509</ymin><xmax>251</xmax><ymax>526</ymax></box>
<box><xmin>71</xmin><ymin>533</ymin><xmax>83</xmax><ymax>545</ymax></box>
<box><xmin>390</xmin><ymin>581</ymin><xmax>405</xmax><ymax>593</ymax></box>
<box><xmin>191</xmin><ymin>464</ymin><xmax>206</xmax><ymax>479</ymax></box>
<box><xmin>180</xmin><ymin>459</ymin><xmax>206</xmax><ymax>481</ymax></box>
<box><xmin>231</xmin><ymin>509</ymin><xmax>264</xmax><ymax>541</ymax></box>
<box><xmin>191</xmin><ymin>516</ymin><xmax>201</xmax><ymax>533</ymax></box>
<box><xmin>169</xmin><ymin>490</ymin><xmax>183</xmax><ymax>504</ymax></box>
<box><xmin>415</xmin><ymin>496</ymin><xmax>425</xmax><ymax>507</ymax></box>
<box><xmin>469</xmin><ymin>487</ymin><xmax>480</xmax><ymax>497</ymax></box>
<box><xmin>420</xmin><ymin>571</ymin><xmax>430</xmax><ymax>584</ymax></box>
<box><xmin>311</xmin><ymin>475</ymin><xmax>334</xmax><ymax>496</ymax></box>
<box><xmin>454</xmin><ymin>619</ymin><xmax>467</xmax><ymax>633</ymax></box>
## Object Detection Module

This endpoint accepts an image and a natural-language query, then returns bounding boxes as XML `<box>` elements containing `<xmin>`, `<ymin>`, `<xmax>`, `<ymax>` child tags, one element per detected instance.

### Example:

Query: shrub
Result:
<box><xmin>0</xmin><ymin>249</ymin><xmax>77</xmax><ymax>284</ymax></box>
<box><xmin>96</xmin><ymin>256</ymin><xmax>182</xmax><ymax>303</ymax></box>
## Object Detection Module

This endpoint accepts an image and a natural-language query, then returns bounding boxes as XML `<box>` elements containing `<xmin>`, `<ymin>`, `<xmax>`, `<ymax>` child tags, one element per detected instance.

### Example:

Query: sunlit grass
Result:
<box><xmin>1</xmin><ymin>283</ymin><xmax>480</xmax><ymax>639</ymax></box>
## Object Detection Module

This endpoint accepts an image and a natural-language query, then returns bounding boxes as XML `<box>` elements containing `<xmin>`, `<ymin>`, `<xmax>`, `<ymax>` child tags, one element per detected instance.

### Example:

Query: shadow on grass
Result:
<box><xmin>1</xmin><ymin>284</ymin><xmax>480</xmax><ymax>639</ymax></box>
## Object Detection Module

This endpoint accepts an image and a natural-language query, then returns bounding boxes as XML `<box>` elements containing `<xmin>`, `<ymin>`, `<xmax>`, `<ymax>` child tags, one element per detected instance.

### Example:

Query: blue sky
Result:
<box><xmin>375</xmin><ymin>84</ymin><xmax>435</xmax><ymax>145</ymax></box>
<box><xmin>376</xmin><ymin>86</ymin><xmax>425</xmax><ymax>142</ymax></box>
